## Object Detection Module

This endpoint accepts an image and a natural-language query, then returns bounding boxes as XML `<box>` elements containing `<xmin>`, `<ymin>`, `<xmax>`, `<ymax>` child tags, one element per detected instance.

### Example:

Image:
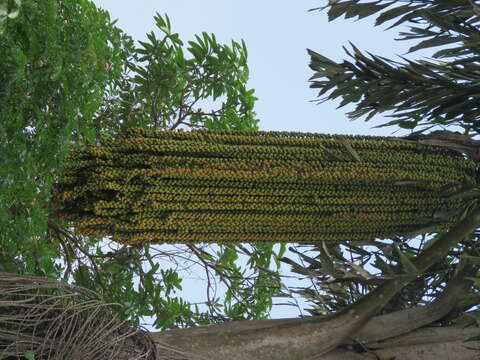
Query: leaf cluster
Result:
<box><xmin>282</xmin><ymin>234</ymin><xmax>480</xmax><ymax>325</ymax></box>
<box><xmin>95</xmin><ymin>13</ymin><xmax>259</xmax><ymax>138</ymax></box>
<box><xmin>309</xmin><ymin>0</ymin><xmax>480</xmax><ymax>134</ymax></box>
<box><xmin>0</xmin><ymin>0</ymin><xmax>130</xmax><ymax>277</ymax></box>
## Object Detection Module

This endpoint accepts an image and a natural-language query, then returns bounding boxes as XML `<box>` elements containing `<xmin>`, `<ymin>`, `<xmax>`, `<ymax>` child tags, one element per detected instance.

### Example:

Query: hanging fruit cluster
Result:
<box><xmin>55</xmin><ymin>128</ymin><xmax>478</xmax><ymax>245</ymax></box>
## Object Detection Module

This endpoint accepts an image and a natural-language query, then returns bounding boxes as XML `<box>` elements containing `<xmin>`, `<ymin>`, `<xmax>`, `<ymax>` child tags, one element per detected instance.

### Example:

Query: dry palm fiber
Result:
<box><xmin>0</xmin><ymin>272</ymin><xmax>157</xmax><ymax>360</ymax></box>
<box><xmin>55</xmin><ymin>128</ymin><xmax>478</xmax><ymax>245</ymax></box>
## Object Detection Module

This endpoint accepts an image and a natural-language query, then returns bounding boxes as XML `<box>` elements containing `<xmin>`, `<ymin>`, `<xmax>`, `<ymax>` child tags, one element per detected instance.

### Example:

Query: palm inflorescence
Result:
<box><xmin>55</xmin><ymin>128</ymin><xmax>478</xmax><ymax>245</ymax></box>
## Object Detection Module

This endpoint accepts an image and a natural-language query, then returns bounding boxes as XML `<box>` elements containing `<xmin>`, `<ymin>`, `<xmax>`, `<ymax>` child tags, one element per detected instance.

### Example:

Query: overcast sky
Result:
<box><xmin>91</xmin><ymin>1</ymin><xmax>421</xmax><ymax>324</ymax></box>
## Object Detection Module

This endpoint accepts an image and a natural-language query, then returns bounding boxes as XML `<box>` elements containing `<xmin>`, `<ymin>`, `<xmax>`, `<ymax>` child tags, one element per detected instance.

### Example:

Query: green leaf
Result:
<box><xmin>0</xmin><ymin>3</ymin><xmax>7</xmax><ymax>17</ymax></box>
<box><xmin>327</xmin><ymin>1</ymin><xmax>354</xmax><ymax>21</ymax></box>
<box><xmin>24</xmin><ymin>350</ymin><xmax>35</xmax><ymax>360</ymax></box>
<box><xmin>154</xmin><ymin>12</ymin><xmax>171</xmax><ymax>34</ymax></box>
<box><xmin>408</xmin><ymin>36</ymin><xmax>460</xmax><ymax>54</ymax></box>
<box><xmin>446</xmin><ymin>188</ymin><xmax>480</xmax><ymax>201</ymax></box>
<box><xmin>355</xmin><ymin>1</ymin><xmax>393</xmax><ymax>20</ymax></box>
<box><xmin>398</xmin><ymin>120</ymin><xmax>418</xmax><ymax>129</ymax></box>
<box><xmin>188</xmin><ymin>41</ymin><xmax>205</xmax><ymax>60</ymax></box>
<box><xmin>375</xmin><ymin>4</ymin><xmax>415</xmax><ymax>26</ymax></box>
<box><xmin>394</xmin><ymin>244</ymin><xmax>418</xmax><ymax>276</ymax></box>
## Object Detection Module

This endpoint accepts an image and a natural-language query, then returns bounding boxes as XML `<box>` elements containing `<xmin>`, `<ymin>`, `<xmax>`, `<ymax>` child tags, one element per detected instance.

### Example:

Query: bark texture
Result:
<box><xmin>152</xmin><ymin>318</ymin><xmax>480</xmax><ymax>360</ymax></box>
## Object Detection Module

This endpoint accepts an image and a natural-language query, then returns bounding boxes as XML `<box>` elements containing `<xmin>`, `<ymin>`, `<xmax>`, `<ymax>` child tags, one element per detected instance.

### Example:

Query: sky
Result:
<box><xmin>91</xmin><ymin>0</ymin><xmax>426</xmax><ymax>325</ymax></box>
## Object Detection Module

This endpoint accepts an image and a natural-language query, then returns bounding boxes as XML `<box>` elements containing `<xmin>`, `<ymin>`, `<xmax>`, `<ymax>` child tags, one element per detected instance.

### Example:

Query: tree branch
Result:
<box><xmin>341</xmin><ymin>206</ymin><xmax>480</xmax><ymax>319</ymax></box>
<box><xmin>352</xmin><ymin>260</ymin><xmax>477</xmax><ymax>344</ymax></box>
<box><xmin>320</xmin><ymin>326</ymin><xmax>480</xmax><ymax>360</ymax></box>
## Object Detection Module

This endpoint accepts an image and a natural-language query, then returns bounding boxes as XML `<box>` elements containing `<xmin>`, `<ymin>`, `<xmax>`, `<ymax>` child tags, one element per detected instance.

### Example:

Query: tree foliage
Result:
<box><xmin>309</xmin><ymin>0</ymin><xmax>480</xmax><ymax>133</ymax></box>
<box><xmin>95</xmin><ymin>13</ymin><xmax>258</xmax><ymax>138</ymax></box>
<box><xmin>0</xmin><ymin>0</ymin><xmax>130</xmax><ymax>275</ymax></box>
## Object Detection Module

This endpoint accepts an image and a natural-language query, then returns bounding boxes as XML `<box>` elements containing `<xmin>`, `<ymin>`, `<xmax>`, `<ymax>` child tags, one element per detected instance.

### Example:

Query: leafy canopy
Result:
<box><xmin>309</xmin><ymin>0</ymin><xmax>480</xmax><ymax>133</ymax></box>
<box><xmin>96</xmin><ymin>13</ymin><xmax>258</xmax><ymax>138</ymax></box>
<box><xmin>0</xmin><ymin>0</ymin><xmax>130</xmax><ymax>275</ymax></box>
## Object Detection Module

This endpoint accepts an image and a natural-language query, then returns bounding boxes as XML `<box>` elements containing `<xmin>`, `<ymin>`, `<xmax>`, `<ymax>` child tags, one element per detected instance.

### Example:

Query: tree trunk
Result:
<box><xmin>152</xmin><ymin>316</ymin><xmax>480</xmax><ymax>360</ymax></box>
